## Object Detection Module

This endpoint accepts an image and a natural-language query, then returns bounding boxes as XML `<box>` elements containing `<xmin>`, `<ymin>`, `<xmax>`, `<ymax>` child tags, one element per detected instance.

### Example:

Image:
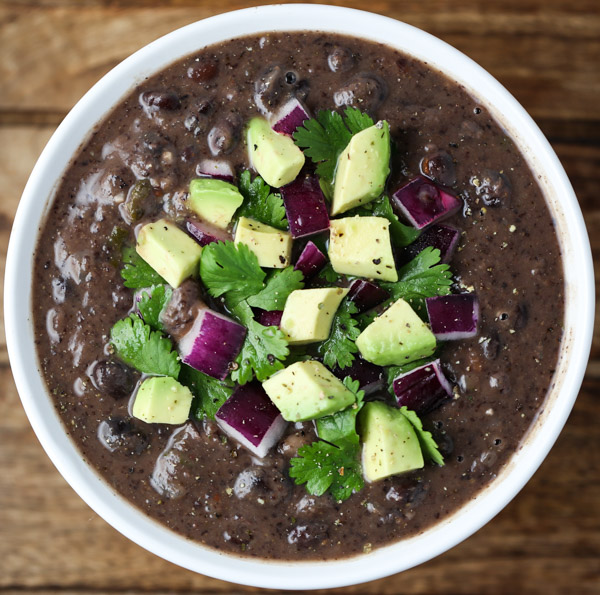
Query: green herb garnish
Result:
<box><xmin>180</xmin><ymin>365</ymin><xmax>234</xmax><ymax>419</ymax></box>
<box><xmin>120</xmin><ymin>246</ymin><xmax>166</xmax><ymax>289</ymax></box>
<box><xmin>317</xmin><ymin>300</ymin><xmax>361</xmax><ymax>370</ymax></box>
<box><xmin>236</xmin><ymin>170</ymin><xmax>288</xmax><ymax>230</ymax></box>
<box><xmin>247</xmin><ymin>267</ymin><xmax>304</xmax><ymax>311</ymax></box>
<box><xmin>136</xmin><ymin>285</ymin><xmax>172</xmax><ymax>331</ymax></box>
<box><xmin>400</xmin><ymin>406</ymin><xmax>444</xmax><ymax>466</ymax></box>
<box><xmin>110</xmin><ymin>314</ymin><xmax>180</xmax><ymax>378</ymax></box>
<box><xmin>293</xmin><ymin>107</ymin><xmax>374</xmax><ymax>182</ymax></box>
<box><xmin>289</xmin><ymin>378</ymin><xmax>365</xmax><ymax>502</ymax></box>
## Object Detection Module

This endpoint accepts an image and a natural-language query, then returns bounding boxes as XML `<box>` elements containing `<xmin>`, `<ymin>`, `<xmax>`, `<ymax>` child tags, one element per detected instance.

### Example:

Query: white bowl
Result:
<box><xmin>5</xmin><ymin>4</ymin><xmax>594</xmax><ymax>590</ymax></box>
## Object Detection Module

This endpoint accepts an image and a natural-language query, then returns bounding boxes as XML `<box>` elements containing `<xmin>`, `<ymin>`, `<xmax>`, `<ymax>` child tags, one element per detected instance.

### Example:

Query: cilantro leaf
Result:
<box><xmin>380</xmin><ymin>247</ymin><xmax>452</xmax><ymax>315</ymax></box>
<box><xmin>110</xmin><ymin>314</ymin><xmax>180</xmax><ymax>378</ymax></box>
<box><xmin>121</xmin><ymin>245</ymin><xmax>166</xmax><ymax>289</ymax></box>
<box><xmin>199</xmin><ymin>241</ymin><xmax>266</xmax><ymax>307</ymax></box>
<box><xmin>316</xmin><ymin>377</ymin><xmax>365</xmax><ymax>444</ymax></box>
<box><xmin>247</xmin><ymin>267</ymin><xmax>304</xmax><ymax>311</ymax></box>
<box><xmin>236</xmin><ymin>170</ymin><xmax>288</xmax><ymax>230</ymax></box>
<box><xmin>318</xmin><ymin>263</ymin><xmax>342</xmax><ymax>284</ymax></box>
<box><xmin>230</xmin><ymin>301</ymin><xmax>289</xmax><ymax>384</ymax></box>
<box><xmin>293</xmin><ymin>108</ymin><xmax>374</xmax><ymax>182</ymax></box>
<box><xmin>399</xmin><ymin>406</ymin><xmax>444</xmax><ymax>466</ymax></box>
<box><xmin>371</xmin><ymin>196</ymin><xmax>421</xmax><ymax>247</ymax></box>
<box><xmin>317</xmin><ymin>300</ymin><xmax>361</xmax><ymax>369</ymax></box>
<box><xmin>137</xmin><ymin>285</ymin><xmax>172</xmax><ymax>331</ymax></box>
<box><xmin>289</xmin><ymin>439</ymin><xmax>364</xmax><ymax>501</ymax></box>
<box><xmin>180</xmin><ymin>364</ymin><xmax>233</xmax><ymax>419</ymax></box>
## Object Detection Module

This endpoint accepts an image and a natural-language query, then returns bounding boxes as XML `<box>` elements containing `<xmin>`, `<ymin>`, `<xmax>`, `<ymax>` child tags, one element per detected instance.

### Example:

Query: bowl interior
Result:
<box><xmin>5</xmin><ymin>4</ymin><xmax>594</xmax><ymax>590</ymax></box>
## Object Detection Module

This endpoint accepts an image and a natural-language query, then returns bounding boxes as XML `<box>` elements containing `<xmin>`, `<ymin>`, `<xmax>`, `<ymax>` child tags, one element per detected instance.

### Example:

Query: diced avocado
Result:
<box><xmin>356</xmin><ymin>298</ymin><xmax>436</xmax><ymax>366</ymax></box>
<box><xmin>280</xmin><ymin>287</ymin><xmax>348</xmax><ymax>345</ymax></box>
<box><xmin>262</xmin><ymin>360</ymin><xmax>356</xmax><ymax>422</ymax></box>
<box><xmin>136</xmin><ymin>218</ymin><xmax>202</xmax><ymax>288</ymax></box>
<box><xmin>132</xmin><ymin>376</ymin><xmax>193</xmax><ymax>425</ymax></box>
<box><xmin>188</xmin><ymin>178</ymin><xmax>244</xmax><ymax>230</ymax></box>
<box><xmin>247</xmin><ymin>117</ymin><xmax>305</xmax><ymax>187</ymax></box>
<box><xmin>234</xmin><ymin>216</ymin><xmax>292</xmax><ymax>269</ymax></box>
<box><xmin>328</xmin><ymin>216</ymin><xmax>398</xmax><ymax>282</ymax></box>
<box><xmin>331</xmin><ymin>121</ymin><xmax>390</xmax><ymax>215</ymax></box>
<box><xmin>359</xmin><ymin>401</ymin><xmax>424</xmax><ymax>482</ymax></box>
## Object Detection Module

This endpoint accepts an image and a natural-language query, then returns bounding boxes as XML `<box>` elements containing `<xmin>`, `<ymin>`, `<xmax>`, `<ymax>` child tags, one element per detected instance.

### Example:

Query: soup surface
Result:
<box><xmin>32</xmin><ymin>32</ymin><xmax>564</xmax><ymax>560</ymax></box>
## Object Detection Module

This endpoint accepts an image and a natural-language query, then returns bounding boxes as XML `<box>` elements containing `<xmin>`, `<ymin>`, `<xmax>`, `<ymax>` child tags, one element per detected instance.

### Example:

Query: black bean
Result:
<box><xmin>482</xmin><ymin>330</ymin><xmax>501</xmax><ymax>360</ymax></box>
<box><xmin>327</xmin><ymin>46</ymin><xmax>355</xmax><ymax>73</ymax></box>
<box><xmin>254</xmin><ymin>64</ymin><xmax>285</xmax><ymax>110</ymax></box>
<box><xmin>421</xmin><ymin>150</ymin><xmax>457</xmax><ymax>187</ymax></box>
<box><xmin>187</xmin><ymin>58</ymin><xmax>218</xmax><ymax>83</ymax></box>
<box><xmin>333</xmin><ymin>73</ymin><xmax>387</xmax><ymax>114</ymax></box>
<box><xmin>97</xmin><ymin>417</ymin><xmax>149</xmax><ymax>455</ymax></box>
<box><xmin>140</xmin><ymin>90</ymin><xmax>181</xmax><ymax>112</ymax></box>
<box><xmin>476</xmin><ymin>169</ymin><xmax>512</xmax><ymax>207</ymax></box>
<box><xmin>90</xmin><ymin>359</ymin><xmax>137</xmax><ymax>398</ymax></box>
<box><xmin>207</xmin><ymin>117</ymin><xmax>240</xmax><ymax>156</ymax></box>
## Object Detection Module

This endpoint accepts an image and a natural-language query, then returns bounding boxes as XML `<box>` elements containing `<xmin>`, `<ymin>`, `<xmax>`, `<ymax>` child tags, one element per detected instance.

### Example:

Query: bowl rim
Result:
<box><xmin>5</xmin><ymin>4</ymin><xmax>595</xmax><ymax>590</ymax></box>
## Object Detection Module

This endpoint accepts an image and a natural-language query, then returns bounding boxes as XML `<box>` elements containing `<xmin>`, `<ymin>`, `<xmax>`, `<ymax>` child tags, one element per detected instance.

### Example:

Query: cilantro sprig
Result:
<box><xmin>247</xmin><ymin>267</ymin><xmax>304</xmax><ymax>311</ymax></box>
<box><xmin>110</xmin><ymin>314</ymin><xmax>180</xmax><ymax>378</ymax></box>
<box><xmin>400</xmin><ymin>406</ymin><xmax>444</xmax><ymax>466</ymax></box>
<box><xmin>289</xmin><ymin>378</ymin><xmax>365</xmax><ymax>501</ymax></box>
<box><xmin>136</xmin><ymin>285</ymin><xmax>172</xmax><ymax>331</ymax></box>
<box><xmin>380</xmin><ymin>247</ymin><xmax>453</xmax><ymax>315</ymax></box>
<box><xmin>293</xmin><ymin>107</ymin><xmax>374</xmax><ymax>182</ymax></box>
<box><xmin>317</xmin><ymin>300</ymin><xmax>360</xmax><ymax>369</ymax></box>
<box><xmin>121</xmin><ymin>246</ymin><xmax>166</xmax><ymax>289</ymax></box>
<box><xmin>180</xmin><ymin>365</ymin><xmax>234</xmax><ymax>419</ymax></box>
<box><xmin>199</xmin><ymin>241</ymin><xmax>292</xmax><ymax>383</ymax></box>
<box><xmin>236</xmin><ymin>170</ymin><xmax>288</xmax><ymax>230</ymax></box>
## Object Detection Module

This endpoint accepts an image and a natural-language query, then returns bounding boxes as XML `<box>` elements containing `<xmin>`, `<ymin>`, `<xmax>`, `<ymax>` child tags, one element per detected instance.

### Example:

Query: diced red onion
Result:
<box><xmin>257</xmin><ymin>310</ymin><xmax>283</xmax><ymax>327</ymax></box>
<box><xmin>294</xmin><ymin>241</ymin><xmax>327</xmax><ymax>278</ymax></box>
<box><xmin>347</xmin><ymin>279</ymin><xmax>390</xmax><ymax>313</ymax></box>
<box><xmin>195</xmin><ymin>159</ymin><xmax>235</xmax><ymax>183</ymax></box>
<box><xmin>186</xmin><ymin>218</ymin><xmax>230</xmax><ymax>246</ymax></box>
<box><xmin>281</xmin><ymin>174</ymin><xmax>330</xmax><ymax>239</ymax></box>
<box><xmin>391</xmin><ymin>176</ymin><xmax>461</xmax><ymax>230</ymax></box>
<box><xmin>333</xmin><ymin>357</ymin><xmax>385</xmax><ymax>396</ymax></box>
<box><xmin>393</xmin><ymin>359</ymin><xmax>453</xmax><ymax>414</ymax></box>
<box><xmin>215</xmin><ymin>382</ymin><xmax>287</xmax><ymax>458</ymax></box>
<box><xmin>425</xmin><ymin>294</ymin><xmax>480</xmax><ymax>340</ymax></box>
<box><xmin>271</xmin><ymin>97</ymin><xmax>310</xmax><ymax>136</ymax></box>
<box><xmin>178</xmin><ymin>308</ymin><xmax>247</xmax><ymax>380</ymax></box>
<box><xmin>400</xmin><ymin>224</ymin><xmax>460</xmax><ymax>265</ymax></box>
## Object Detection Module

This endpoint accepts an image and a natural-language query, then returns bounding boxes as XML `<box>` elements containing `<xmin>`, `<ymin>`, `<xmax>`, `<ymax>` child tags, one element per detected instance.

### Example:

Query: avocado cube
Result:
<box><xmin>188</xmin><ymin>178</ymin><xmax>244</xmax><ymax>230</ymax></box>
<box><xmin>328</xmin><ymin>216</ymin><xmax>398</xmax><ymax>282</ymax></box>
<box><xmin>280</xmin><ymin>287</ymin><xmax>348</xmax><ymax>345</ymax></box>
<box><xmin>262</xmin><ymin>360</ymin><xmax>356</xmax><ymax>422</ymax></box>
<box><xmin>132</xmin><ymin>376</ymin><xmax>193</xmax><ymax>425</ymax></box>
<box><xmin>234</xmin><ymin>216</ymin><xmax>292</xmax><ymax>269</ymax></box>
<box><xmin>356</xmin><ymin>298</ymin><xmax>436</xmax><ymax>366</ymax></box>
<box><xmin>359</xmin><ymin>401</ymin><xmax>424</xmax><ymax>482</ymax></box>
<box><xmin>136</xmin><ymin>218</ymin><xmax>202</xmax><ymax>288</ymax></box>
<box><xmin>247</xmin><ymin>117</ymin><xmax>305</xmax><ymax>187</ymax></box>
<box><xmin>331</xmin><ymin>121</ymin><xmax>390</xmax><ymax>215</ymax></box>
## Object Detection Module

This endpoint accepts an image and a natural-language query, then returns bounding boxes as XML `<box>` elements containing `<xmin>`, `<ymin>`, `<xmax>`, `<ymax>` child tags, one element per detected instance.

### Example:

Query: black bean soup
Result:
<box><xmin>32</xmin><ymin>32</ymin><xmax>564</xmax><ymax>560</ymax></box>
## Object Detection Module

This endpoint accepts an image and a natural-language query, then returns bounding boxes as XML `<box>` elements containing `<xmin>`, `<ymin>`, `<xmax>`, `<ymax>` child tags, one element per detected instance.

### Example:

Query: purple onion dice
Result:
<box><xmin>391</xmin><ymin>176</ymin><xmax>461</xmax><ymax>230</ymax></box>
<box><xmin>195</xmin><ymin>159</ymin><xmax>235</xmax><ymax>183</ymax></box>
<box><xmin>401</xmin><ymin>224</ymin><xmax>460</xmax><ymax>265</ymax></box>
<box><xmin>294</xmin><ymin>241</ymin><xmax>327</xmax><ymax>278</ymax></box>
<box><xmin>178</xmin><ymin>308</ymin><xmax>247</xmax><ymax>380</ymax></box>
<box><xmin>425</xmin><ymin>294</ymin><xmax>479</xmax><ymax>340</ymax></box>
<box><xmin>257</xmin><ymin>310</ymin><xmax>283</xmax><ymax>328</ymax></box>
<box><xmin>186</xmin><ymin>218</ymin><xmax>230</xmax><ymax>246</ymax></box>
<box><xmin>272</xmin><ymin>97</ymin><xmax>310</xmax><ymax>136</ymax></box>
<box><xmin>347</xmin><ymin>279</ymin><xmax>390</xmax><ymax>313</ymax></box>
<box><xmin>393</xmin><ymin>359</ymin><xmax>453</xmax><ymax>414</ymax></box>
<box><xmin>333</xmin><ymin>358</ymin><xmax>385</xmax><ymax>396</ymax></box>
<box><xmin>281</xmin><ymin>174</ymin><xmax>330</xmax><ymax>239</ymax></box>
<box><xmin>215</xmin><ymin>382</ymin><xmax>287</xmax><ymax>458</ymax></box>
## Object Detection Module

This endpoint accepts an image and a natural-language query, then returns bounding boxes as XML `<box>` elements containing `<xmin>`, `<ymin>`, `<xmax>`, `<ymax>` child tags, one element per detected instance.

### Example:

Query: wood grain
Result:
<box><xmin>1</xmin><ymin>0</ymin><xmax>599</xmax><ymax>592</ymax></box>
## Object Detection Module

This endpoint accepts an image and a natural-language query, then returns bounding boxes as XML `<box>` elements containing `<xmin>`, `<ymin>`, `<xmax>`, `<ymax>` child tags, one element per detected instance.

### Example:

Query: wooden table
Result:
<box><xmin>1</xmin><ymin>1</ymin><xmax>599</xmax><ymax>593</ymax></box>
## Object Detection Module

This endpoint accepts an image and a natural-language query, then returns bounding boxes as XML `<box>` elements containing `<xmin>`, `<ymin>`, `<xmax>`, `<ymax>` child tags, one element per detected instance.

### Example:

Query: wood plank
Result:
<box><xmin>1</xmin><ymin>367</ymin><xmax>598</xmax><ymax>592</ymax></box>
<box><xmin>1</xmin><ymin>3</ymin><xmax>599</xmax><ymax>120</ymax></box>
